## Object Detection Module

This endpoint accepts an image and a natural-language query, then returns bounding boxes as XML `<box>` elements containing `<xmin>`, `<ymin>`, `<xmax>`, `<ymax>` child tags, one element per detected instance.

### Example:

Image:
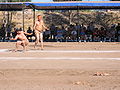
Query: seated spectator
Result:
<box><xmin>6</xmin><ymin>24</ymin><xmax>11</xmax><ymax>40</ymax></box>
<box><xmin>79</xmin><ymin>27</ymin><xmax>86</xmax><ymax>42</ymax></box>
<box><xmin>0</xmin><ymin>24</ymin><xmax>6</xmax><ymax>42</ymax></box>
<box><xmin>116</xmin><ymin>23</ymin><xmax>120</xmax><ymax>42</ymax></box>
<box><xmin>26</xmin><ymin>27</ymin><xmax>33</xmax><ymax>41</ymax></box>
<box><xmin>61</xmin><ymin>26</ymin><xmax>67</xmax><ymax>41</ymax></box>
<box><xmin>50</xmin><ymin>24</ymin><xmax>56</xmax><ymax>40</ymax></box>
<box><xmin>87</xmin><ymin>22</ymin><xmax>95</xmax><ymax>32</ymax></box>
<box><xmin>43</xmin><ymin>29</ymin><xmax>51</xmax><ymax>41</ymax></box>
<box><xmin>93</xmin><ymin>28</ymin><xmax>100</xmax><ymax>42</ymax></box>
<box><xmin>71</xmin><ymin>29</ymin><xmax>77</xmax><ymax>41</ymax></box>
<box><xmin>65</xmin><ymin>27</ymin><xmax>71</xmax><ymax>42</ymax></box>
<box><xmin>99</xmin><ymin>27</ymin><xmax>106</xmax><ymax>42</ymax></box>
<box><xmin>110</xmin><ymin>27</ymin><xmax>116</xmax><ymax>42</ymax></box>
<box><xmin>85</xmin><ymin>29</ymin><xmax>93</xmax><ymax>42</ymax></box>
<box><xmin>105</xmin><ymin>30</ymin><xmax>112</xmax><ymax>42</ymax></box>
<box><xmin>11</xmin><ymin>28</ymin><xmax>17</xmax><ymax>38</ymax></box>
<box><xmin>55</xmin><ymin>27</ymin><xmax>64</xmax><ymax>42</ymax></box>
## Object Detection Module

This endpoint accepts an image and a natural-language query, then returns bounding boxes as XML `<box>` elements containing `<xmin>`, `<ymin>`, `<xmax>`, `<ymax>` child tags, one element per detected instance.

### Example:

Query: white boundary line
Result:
<box><xmin>0</xmin><ymin>57</ymin><xmax>120</xmax><ymax>60</ymax></box>
<box><xmin>0</xmin><ymin>49</ymin><xmax>120</xmax><ymax>53</ymax></box>
<box><xmin>28</xmin><ymin>50</ymin><xmax>120</xmax><ymax>53</ymax></box>
<box><xmin>0</xmin><ymin>49</ymin><xmax>8</xmax><ymax>52</ymax></box>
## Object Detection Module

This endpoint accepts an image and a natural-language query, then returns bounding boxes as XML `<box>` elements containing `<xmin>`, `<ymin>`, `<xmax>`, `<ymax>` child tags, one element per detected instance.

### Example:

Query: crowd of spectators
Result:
<box><xmin>43</xmin><ymin>23</ymin><xmax>120</xmax><ymax>42</ymax></box>
<box><xmin>0</xmin><ymin>23</ymin><xmax>120</xmax><ymax>42</ymax></box>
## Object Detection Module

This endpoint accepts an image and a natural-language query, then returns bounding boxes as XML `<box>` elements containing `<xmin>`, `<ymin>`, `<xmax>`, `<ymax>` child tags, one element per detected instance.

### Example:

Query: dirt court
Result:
<box><xmin>0</xmin><ymin>42</ymin><xmax>120</xmax><ymax>90</ymax></box>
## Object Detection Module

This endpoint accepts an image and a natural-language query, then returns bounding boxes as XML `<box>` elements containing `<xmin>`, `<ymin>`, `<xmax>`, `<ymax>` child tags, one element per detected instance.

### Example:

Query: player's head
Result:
<box><xmin>16</xmin><ymin>28</ymin><xmax>22</xmax><ymax>34</ymax></box>
<box><xmin>37</xmin><ymin>15</ymin><xmax>42</xmax><ymax>20</ymax></box>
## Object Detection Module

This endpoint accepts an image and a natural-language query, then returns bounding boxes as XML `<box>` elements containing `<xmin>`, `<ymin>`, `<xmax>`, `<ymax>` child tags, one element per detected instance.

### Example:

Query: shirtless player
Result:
<box><xmin>34</xmin><ymin>15</ymin><xmax>48</xmax><ymax>50</ymax></box>
<box><xmin>10</xmin><ymin>29</ymin><xmax>29</xmax><ymax>52</ymax></box>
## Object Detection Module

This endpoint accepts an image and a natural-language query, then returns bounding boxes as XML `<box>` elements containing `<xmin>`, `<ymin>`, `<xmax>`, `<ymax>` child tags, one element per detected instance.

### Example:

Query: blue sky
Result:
<box><xmin>32</xmin><ymin>0</ymin><xmax>53</xmax><ymax>2</ymax></box>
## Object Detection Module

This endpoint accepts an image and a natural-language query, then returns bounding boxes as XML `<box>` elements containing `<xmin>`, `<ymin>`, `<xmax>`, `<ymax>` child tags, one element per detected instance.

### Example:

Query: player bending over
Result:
<box><xmin>10</xmin><ymin>29</ymin><xmax>31</xmax><ymax>52</ymax></box>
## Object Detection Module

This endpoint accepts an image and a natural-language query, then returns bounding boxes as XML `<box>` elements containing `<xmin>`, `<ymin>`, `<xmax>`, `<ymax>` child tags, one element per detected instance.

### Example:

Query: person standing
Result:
<box><xmin>0</xmin><ymin>24</ymin><xmax>6</xmax><ymax>42</ymax></box>
<box><xmin>34</xmin><ymin>15</ymin><xmax>48</xmax><ymax>50</ymax></box>
<box><xmin>116</xmin><ymin>23</ymin><xmax>120</xmax><ymax>42</ymax></box>
<box><xmin>6</xmin><ymin>24</ymin><xmax>11</xmax><ymax>40</ymax></box>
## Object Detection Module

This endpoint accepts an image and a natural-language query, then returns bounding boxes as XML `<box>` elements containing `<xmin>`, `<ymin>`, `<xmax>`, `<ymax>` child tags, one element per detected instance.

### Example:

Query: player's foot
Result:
<box><xmin>13</xmin><ymin>49</ymin><xmax>18</xmax><ymax>52</ymax></box>
<box><xmin>22</xmin><ymin>50</ymin><xmax>26</xmax><ymax>53</ymax></box>
<box><xmin>41</xmin><ymin>48</ymin><xmax>44</xmax><ymax>50</ymax></box>
<box><xmin>34</xmin><ymin>45</ymin><xmax>36</xmax><ymax>49</ymax></box>
<box><xmin>37</xmin><ymin>48</ymin><xmax>44</xmax><ymax>50</ymax></box>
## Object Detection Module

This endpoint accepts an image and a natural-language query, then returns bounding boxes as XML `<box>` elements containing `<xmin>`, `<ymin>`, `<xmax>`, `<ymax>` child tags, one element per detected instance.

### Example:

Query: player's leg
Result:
<box><xmin>40</xmin><ymin>32</ymin><xmax>44</xmax><ymax>50</ymax></box>
<box><xmin>34</xmin><ymin>31</ymin><xmax>40</xmax><ymax>48</ymax></box>
<box><xmin>21</xmin><ymin>41</ymin><xmax>28</xmax><ymax>51</ymax></box>
<box><xmin>15</xmin><ymin>41</ymin><xmax>22</xmax><ymax>51</ymax></box>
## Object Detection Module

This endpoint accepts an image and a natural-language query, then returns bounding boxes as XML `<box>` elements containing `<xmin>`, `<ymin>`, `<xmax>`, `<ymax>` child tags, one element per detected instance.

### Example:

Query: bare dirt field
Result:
<box><xmin>0</xmin><ymin>42</ymin><xmax>120</xmax><ymax>90</ymax></box>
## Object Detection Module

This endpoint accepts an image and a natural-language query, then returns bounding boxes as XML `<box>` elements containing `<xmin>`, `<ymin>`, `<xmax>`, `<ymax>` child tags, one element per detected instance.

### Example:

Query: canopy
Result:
<box><xmin>0</xmin><ymin>1</ymin><xmax>120</xmax><ymax>11</ymax></box>
<box><xmin>26</xmin><ymin>1</ymin><xmax>120</xmax><ymax>10</ymax></box>
<box><xmin>0</xmin><ymin>2</ymin><xmax>25</xmax><ymax>11</ymax></box>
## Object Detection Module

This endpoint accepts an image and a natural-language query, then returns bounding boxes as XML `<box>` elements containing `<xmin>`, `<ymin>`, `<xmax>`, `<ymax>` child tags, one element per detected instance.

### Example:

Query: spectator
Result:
<box><xmin>65</xmin><ymin>26</ymin><xmax>71</xmax><ymax>42</ymax></box>
<box><xmin>79</xmin><ymin>27</ymin><xmax>86</xmax><ymax>42</ymax></box>
<box><xmin>85</xmin><ymin>29</ymin><xmax>93</xmax><ymax>42</ymax></box>
<box><xmin>26</xmin><ymin>27</ymin><xmax>33</xmax><ymax>41</ymax></box>
<box><xmin>93</xmin><ymin>28</ymin><xmax>100</xmax><ymax>42</ymax></box>
<box><xmin>116</xmin><ymin>23</ymin><xmax>120</xmax><ymax>42</ymax></box>
<box><xmin>61</xmin><ymin>26</ymin><xmax>67</xmax><ymax>41</ymax></box>
<box><xmin>75</xmin><ymin>23</ymin><xmax>81</xmax><ymax>41</ymax></box>
<box><xmin>105</xmin><ymin>30</ymin><xmax>112</xmax><ymax>42</ymax></box>
<box><xmin>55</xmin><ymin>27</ymin><xmax>64</xmax><ymax>42</ymax></box>
<box><xmin>43</xmin><ymin>29</ymin><xmax>51</xmax><ymax>41</ymax></box>
<box><xmin>99</xmin><ymin>27</ymin><xmax>106</xmax><ymax>42</ymax></box>
<box><xmin>110</xmin><ymin>26</ymin><xmax>116</xmax><ymax>42</ymax></box>
<box><xmin>71</xmin><ymin>28</ymin><xmax>77</xmax><ymax>41</ymax></box>
<box><xmin>50</xmin><ymin>24</ymin><xmax>56</xmax><ymax>40</ymax></box>
<box><xmin>11</xmin><ymin>28</ymin><xmax>17</xmax><ymax>38</ymax></box>
<box><xmin>6</xmin><ymin>24</ymin><xmax>11</xmax><ymax>40</ymax></box>
<box><xmin>0</xmin><ymin>24</ymin><xmax>6</xmax><ymax>42</ymax></box>
<box><xmin>87</xmin><ymin>22</ymin><xmax>95</xmax><ymax>32</ymax></box>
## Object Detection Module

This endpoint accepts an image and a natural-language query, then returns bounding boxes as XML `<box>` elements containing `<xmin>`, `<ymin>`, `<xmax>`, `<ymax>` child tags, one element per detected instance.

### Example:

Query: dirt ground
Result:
<box><xmin>0</xmin><ymin>42</ymin><xmax>120</xmax><ymax>90</ymax></box>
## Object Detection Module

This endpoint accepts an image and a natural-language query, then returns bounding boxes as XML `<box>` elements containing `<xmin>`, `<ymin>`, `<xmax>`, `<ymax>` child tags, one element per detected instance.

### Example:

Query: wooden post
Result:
<box><xmin>33</xmin><ymin>8</ymin><xmax>36</xmax><ymax>30</ymax></box>
<box><xmin>77</xmin><ymin>6</ymin><xmax>80</xmax><ymax>42</ymax></box>
<box><xmin>22</xmin><ymin>9</ymin><xmax>25</xmax><ymax>31</ymax></box>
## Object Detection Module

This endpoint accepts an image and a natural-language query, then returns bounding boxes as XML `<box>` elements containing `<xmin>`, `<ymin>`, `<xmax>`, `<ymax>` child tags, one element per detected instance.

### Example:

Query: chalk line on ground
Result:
<box><xmin>0</xmin><ymin>57</ymin><xmax>120</xmax><ymax>60</ymax></box>
<box><xmin>0</xmin><ymin>49</ymin><xmax>120</xmax><ymax>53</ymax></box>
<box><xmin>0</xmin><ymin>49</ymin><xmax>8</xmax><ymax>52</ymax></box>
<box><xmin>28</xmin><ymin>50</ymin><xmax>120</xmax><ymax>53</ymax></box>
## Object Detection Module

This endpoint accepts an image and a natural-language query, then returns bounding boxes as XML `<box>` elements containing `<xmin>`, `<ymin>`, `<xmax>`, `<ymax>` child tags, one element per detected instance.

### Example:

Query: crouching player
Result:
<box><xmin>10</xmin><ymin>29</ymin><xmax>31</xmax><ymax>52</ymax></box>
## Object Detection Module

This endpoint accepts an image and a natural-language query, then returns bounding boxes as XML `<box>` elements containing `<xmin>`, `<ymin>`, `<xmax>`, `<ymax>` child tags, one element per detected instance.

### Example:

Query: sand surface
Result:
<box><xmin>0</xmin><ymin>42</ymin><xmax>120</xmax><ymax>90</ymax></box>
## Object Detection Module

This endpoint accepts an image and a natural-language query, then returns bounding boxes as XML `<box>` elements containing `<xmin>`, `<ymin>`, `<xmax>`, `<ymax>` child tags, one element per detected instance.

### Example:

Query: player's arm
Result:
<box><xmin>10</xmin><ymin>35</ymin><xmax>18</xmax><ymax>40</ymax></box>
<box><xmin>42</xmin><ymin>21</ymin><xmax>49</xmax><ymax>30</ymax></box>
<box><xmin>33</xmin><ymin>22</ymin><xmax>38</xmax><ymax>30</ymax></box>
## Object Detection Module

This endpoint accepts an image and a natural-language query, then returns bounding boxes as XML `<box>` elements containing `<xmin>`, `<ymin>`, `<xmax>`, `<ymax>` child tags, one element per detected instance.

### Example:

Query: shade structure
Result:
<box><xmin>25</xmin><ymin>1</ymin><xmax>120</xmax><ymax>10</ymax></box>
<box><xmin>0</xmin><ymin>2</ymin><xmax>27</xmax><ymax>11</ymax></box>
<box><xmin>0</xmin><ymin>1</ymin><xmax>120</xmax><ymax>11</ymax></box>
